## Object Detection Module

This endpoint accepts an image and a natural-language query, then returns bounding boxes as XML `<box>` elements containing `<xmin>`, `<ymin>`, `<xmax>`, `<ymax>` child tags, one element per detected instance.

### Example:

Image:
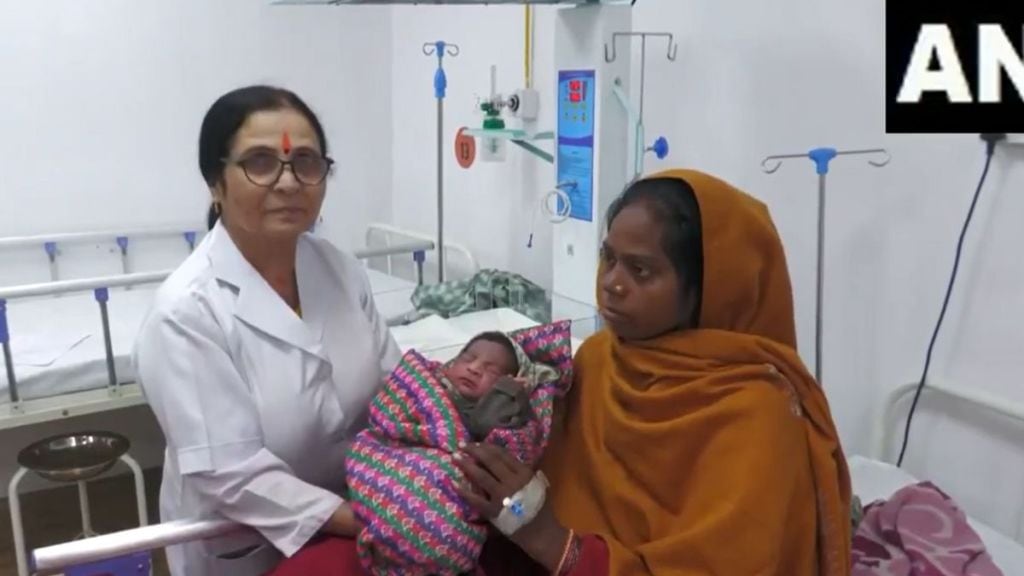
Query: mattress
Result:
<box><xmin>364</xmin><ymin>269</ymin><xmax>416</xmax><ymax>295</ymax></box>
<box><xmin>0</xmin><ymin>270</ymin><xmax>419</xmax><ymax>404</ymax></box>
<box><xmin>849</xmin><ymin>455</ymin><xmax>1024</xmax><ymax>572</ymax></box>
<box><xmin>365</xmin><ymin>269</ymin><xmax>419</xmax><ymax>321</ymax></box>
<box><xmin>0</xmin><ymin>287</ymin><xmax>156</xmax><ymax>404</ymax></box>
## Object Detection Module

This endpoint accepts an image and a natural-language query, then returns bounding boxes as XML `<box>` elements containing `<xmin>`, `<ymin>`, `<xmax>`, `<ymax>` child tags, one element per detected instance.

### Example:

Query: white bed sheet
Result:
<box><xmin>849</xmin><ymin>455</ymin><xmax>1024</xmax><ymax>572</ymax></box>
<box><xmin>364</xmin><ymin>269</ymin><xmax>416</xmax><ymax>295</ymax></box>
<box><xmin>365</xmin><ymin>269</ymin><xmax>418</xmax><ymax>321</ymax></box>
<box><xmin>0</xmin><ymin>269</ymin><xmax>419</xmax><ymax>405</ymax></box>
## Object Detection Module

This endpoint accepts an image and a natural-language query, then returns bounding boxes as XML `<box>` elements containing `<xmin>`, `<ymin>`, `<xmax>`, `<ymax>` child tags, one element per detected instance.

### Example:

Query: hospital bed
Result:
<box><xmin>0</xmin><ymin>226</ymin><xmax>439</xmax><ymax>431</ymax></box>
<box><xmin>22</xmin><ymin>374</ymin><xmax>1024</xmax><ymax>574</ymax></box>
<box><xmin>362</xmin><ymin>222</ymin><xmax>482</xmax><ymax>326</ymax></box>
<box><xmin>848</xmin><ymin>380</ymin><xmax>1024</xmax><ymax>572</ymax></box>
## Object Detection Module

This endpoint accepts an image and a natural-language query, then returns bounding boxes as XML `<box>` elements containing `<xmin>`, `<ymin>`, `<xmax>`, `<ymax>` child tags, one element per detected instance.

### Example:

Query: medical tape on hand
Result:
<box><xmin>490</xmin><ymin>471</ymin><xmax>549</xmax><ymax>536</ymax></box>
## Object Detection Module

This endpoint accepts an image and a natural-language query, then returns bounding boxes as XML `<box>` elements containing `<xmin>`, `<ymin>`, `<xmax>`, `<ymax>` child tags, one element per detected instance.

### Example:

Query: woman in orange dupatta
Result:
<box><xmin>458</xmin><ymin>169</ymin><xmax>852</xmax><ymax>575</ymax></box>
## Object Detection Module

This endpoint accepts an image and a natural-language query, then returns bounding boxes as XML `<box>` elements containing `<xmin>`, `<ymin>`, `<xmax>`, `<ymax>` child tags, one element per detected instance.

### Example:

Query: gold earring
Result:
<box><xmin>214</xmin><ymin>202</ymin><xmax>222</xmax><ymax>214</ymax></box>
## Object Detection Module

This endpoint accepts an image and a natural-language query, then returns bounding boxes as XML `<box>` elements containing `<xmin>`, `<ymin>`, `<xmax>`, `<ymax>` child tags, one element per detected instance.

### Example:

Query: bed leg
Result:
<box><xmin>117</xmin><ymin>236</ymin><xmax>131</xmax><ymax>280</ymax></box>
<box><xmin>414</xmin><ymin>251</ymin><xmax>426</xmax><ymax>286</ymax></box>
<box><xmin>9</xmin><ymin>467</ymin><xmax>30</xmax><ymax>576</ymax></box>
<box><xmin>2</xmin><ymin>340</ymin><xmax>20</xmax><ymax>412</ymax></box>
<box><xmin>94</xmin><ymin>288</ymin><xmax>119</xmax><ymax>396</ymax></box>
<box><xmin>45</xmin><ymin>241</ymin><xmax>59</xmax><ymax>283</ymax></box>
<box><xmin>1</xmin><ymin>298</ymin><xmax>22</xmax><ymax>411</ymax></box>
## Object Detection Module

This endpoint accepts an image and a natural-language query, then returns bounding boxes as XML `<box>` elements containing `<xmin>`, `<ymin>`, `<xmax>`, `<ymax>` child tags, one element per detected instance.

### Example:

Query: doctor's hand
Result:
<box><xmin>453</xmin><ymin>443</ymin><xmax>570</xmax><ymax>572</ymax></box>
<box><xmin>322</xmin><ymin>501</ymin><xmax>363</xmax><ymax>537</ymax></box>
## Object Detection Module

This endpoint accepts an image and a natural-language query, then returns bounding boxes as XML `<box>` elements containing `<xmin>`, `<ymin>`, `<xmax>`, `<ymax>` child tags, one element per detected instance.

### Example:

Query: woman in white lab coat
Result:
<box><xmin>133</xmin><ymin>85</ymin><xmax>400</xmax><ymax>576</ymax></box>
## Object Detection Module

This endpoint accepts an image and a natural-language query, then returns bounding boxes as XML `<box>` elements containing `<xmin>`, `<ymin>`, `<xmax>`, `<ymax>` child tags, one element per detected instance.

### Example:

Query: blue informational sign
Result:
<box><xmin>556</xmin><ymin>70</ymin><xmax>596</xmax><ymax>222</ymax></box>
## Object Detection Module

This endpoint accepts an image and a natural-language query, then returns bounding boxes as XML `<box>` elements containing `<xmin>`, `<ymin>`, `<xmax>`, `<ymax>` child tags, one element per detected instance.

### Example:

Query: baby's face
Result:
<box><xmin>445</xmin><ymin>339</ymin><xmax>517</xmax><ymax>400</ymax></box>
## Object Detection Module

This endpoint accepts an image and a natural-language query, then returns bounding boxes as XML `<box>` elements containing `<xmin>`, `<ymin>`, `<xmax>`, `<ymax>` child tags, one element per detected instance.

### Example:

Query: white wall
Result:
<box><xmin>388</xmin><ymin>0</ymin><xmax>1024</xmax><ymax>530</ymax></box>
<box><xmin>0</xmin><ymin>0</ymin><xmax>394</xmax><ymax>491</ymax></box>
<box><xmin>0</xmin><ymin>0</ymin><xmax>393</xmax><ymax>255</ymax></box>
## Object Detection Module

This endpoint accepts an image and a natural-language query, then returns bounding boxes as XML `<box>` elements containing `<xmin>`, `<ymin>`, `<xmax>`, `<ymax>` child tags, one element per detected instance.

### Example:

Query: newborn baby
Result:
<box><xmin>345</xmin><ymin>327</ymin><xmax>566</xmax><ymax>576</ymax></box>
<box><xmin>441</xmin><ymin>332</ymin><xmax>532</xmax><ymax>440</ymax></box>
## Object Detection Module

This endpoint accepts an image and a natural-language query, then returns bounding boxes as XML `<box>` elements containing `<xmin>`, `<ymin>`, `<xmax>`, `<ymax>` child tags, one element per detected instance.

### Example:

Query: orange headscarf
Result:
<box><xmin>542</xmin><ymin>169</ymin><xmax>851</xmax><ymax>575</ymax></box>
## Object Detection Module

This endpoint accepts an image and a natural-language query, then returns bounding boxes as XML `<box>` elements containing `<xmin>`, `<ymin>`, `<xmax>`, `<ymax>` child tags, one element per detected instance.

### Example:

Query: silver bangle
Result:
<box><xmin>490</xmin><ymin>471</ymin><xmax>550</xmax><ymax>536</ymax></box>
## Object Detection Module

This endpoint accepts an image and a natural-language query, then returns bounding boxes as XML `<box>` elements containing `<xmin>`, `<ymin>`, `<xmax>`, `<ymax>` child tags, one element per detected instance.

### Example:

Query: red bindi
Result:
<box><xmin>281</xmin><ymin>132</ymin><xmax>292</xmax><ymax>155</ymax></box>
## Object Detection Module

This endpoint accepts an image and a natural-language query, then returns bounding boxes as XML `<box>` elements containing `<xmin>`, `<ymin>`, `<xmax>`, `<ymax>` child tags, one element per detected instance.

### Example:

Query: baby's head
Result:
<box><xmin>444</xmin><ymin>332</ymin><xmax>519</xmax><ymax>400</ymax></box>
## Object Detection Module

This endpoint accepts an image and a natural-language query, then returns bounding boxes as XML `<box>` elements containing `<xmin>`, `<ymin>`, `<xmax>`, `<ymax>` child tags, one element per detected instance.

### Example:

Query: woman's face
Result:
<box><xmin>598</xmin><ymin>202</ymin><xmax>695</xmax><ymax>341</ymax></box>
<box><xmin>213</xmin><ymin>108</ymin><xmax>327</xmax><ymax>240</ymax></box>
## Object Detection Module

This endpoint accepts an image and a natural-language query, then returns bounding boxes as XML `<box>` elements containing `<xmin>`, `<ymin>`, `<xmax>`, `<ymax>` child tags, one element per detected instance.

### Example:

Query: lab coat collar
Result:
<box><xmin>207</xmin><ymin>222</ymin><xmax>328</xmax><ymax>361</ymax></box>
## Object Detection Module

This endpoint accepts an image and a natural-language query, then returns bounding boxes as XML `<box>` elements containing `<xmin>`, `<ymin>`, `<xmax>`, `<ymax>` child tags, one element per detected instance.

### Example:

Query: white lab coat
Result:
<box><xmin>133</xmin><ymin>222</ymin><xmax>400</xmax><ymax>576</ymax></box>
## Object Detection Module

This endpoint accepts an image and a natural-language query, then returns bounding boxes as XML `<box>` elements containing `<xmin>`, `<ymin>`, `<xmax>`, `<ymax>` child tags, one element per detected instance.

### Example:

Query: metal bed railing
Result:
<box><xmin>365</xmin><ymin>223</ymin><xmax>477</xmax><ymax>283</ymax></box>
<box><xmin>0</xmin><ymin>227</ymin><xmax>203</xmax><ymax>281</ymax></box>
<box><xmin>0</xmin><ymin>226</ymin><xmax>438</xmax><ymax>285</ymax></box>
<box><xmin>31</xmin><ymin>519</ymin><xmax>245</xmax><ymax>575</ymax></box>
<box><xmin>871</xmin><ymin>379</ymin><xmax>1024</xmax><ymax>542</ymax></box>
<box><xmin>871</xmin><ymin>380</ymin><xmax>1024</xmax><ymax>465</ymax></box>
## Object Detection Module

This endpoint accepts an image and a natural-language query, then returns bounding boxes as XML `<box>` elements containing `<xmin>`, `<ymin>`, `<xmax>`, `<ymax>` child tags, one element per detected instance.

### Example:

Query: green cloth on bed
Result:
<box><xmin>410</xmin><ymin>269</ymin><xmax>551</xmax><ymax>324</ymax></box>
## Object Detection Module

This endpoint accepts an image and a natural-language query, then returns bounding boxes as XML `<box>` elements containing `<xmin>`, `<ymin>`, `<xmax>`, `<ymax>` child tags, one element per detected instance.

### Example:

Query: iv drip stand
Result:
<box><xmin>760</xmin><ymin>147</ymin><xmax>891</xmax><ymax>384</ymax></box>
<box><xmin>605</xmin><ymin>32</ymin><xmax>676</xmax><ymax>179</ymax></box>
<box><xmin>424</xmin><ymin>41</ymin><xmax>459</xmax><ymax>283</ymax></box>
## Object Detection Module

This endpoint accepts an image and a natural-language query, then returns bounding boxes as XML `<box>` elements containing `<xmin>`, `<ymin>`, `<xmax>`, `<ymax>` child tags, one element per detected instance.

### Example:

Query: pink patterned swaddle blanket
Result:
<box><xmin>852</xmin><ymin>481</ymin><xmax>1004</xmax><ymax>576</ymax></box>
<box><xmin>345</xmin><ymin>321</ymin><xmax>573</xmax><ymax>576</ymax></box>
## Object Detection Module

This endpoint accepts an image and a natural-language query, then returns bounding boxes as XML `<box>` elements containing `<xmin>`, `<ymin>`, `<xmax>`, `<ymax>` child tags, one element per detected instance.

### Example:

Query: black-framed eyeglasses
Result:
<box><xmin>224</xmin><ymin>151</ymin><xmax>335</xmax><ymax>187</ymax></box>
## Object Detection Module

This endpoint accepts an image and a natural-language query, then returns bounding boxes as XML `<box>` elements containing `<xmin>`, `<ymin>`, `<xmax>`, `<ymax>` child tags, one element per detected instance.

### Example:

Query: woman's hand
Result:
<box><xmin>454</xmin><ymin>443</ymin><xmax>534</xmax><ymax>516</ymax></box>
<box><xmin>453</xmin><ymin>443</ymin><xmax>571</xmax><ymax>571</ymax></box>
<box><xmin>321</xmin><ymin>501</ymin><xmax>363</xmax><ymax>537</ymax></box>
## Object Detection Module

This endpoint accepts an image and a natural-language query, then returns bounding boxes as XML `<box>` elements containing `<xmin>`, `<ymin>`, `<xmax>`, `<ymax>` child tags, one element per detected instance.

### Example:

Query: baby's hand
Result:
<box><xmin>496</xmin><ymin>375</ymin><xmax>527</xmax><ymax>391</ymax></box>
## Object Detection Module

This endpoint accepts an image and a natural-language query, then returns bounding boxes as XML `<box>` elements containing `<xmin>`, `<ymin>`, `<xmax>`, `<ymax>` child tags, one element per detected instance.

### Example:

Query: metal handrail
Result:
<box><xmin>31</xmin><ymin>519</ymin><xmax>245</xmax><ymax>575</ymax></box>
<box><xmin>0</xmin><ymin>272</ymin><xmax>171</xmax><ymax>301</ymax></box>
<box><xmin>0</xmin><ymin>227</ymin><xmax>201</xmax><ymax>250</ymax></box>
<box><xmin>0</xmin><ymin>240</ymin><xmax>434</xmax><ymax>302</ymax></box>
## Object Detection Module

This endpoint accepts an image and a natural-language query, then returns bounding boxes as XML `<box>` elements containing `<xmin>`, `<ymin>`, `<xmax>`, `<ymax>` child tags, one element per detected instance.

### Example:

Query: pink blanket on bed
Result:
<box><xmin>852</xmin><ymin>481</ymin><xmax>1004</xmax><ymax>576</ymax></box>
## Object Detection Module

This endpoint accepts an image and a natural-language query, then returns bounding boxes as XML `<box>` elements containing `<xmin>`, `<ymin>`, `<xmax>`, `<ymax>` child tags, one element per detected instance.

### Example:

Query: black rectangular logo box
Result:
<box><xmin>887</xmin><ymin>2</ymin><xmax>1024</xmax><ymax>133</ymax></box>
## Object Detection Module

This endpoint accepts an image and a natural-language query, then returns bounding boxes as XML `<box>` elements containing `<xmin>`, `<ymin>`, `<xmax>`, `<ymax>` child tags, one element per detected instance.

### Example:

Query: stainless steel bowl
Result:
<box><xmin>17</xmin><ymin>431</ymin><xmax>130</xmax><ymax>483</ymax></box>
